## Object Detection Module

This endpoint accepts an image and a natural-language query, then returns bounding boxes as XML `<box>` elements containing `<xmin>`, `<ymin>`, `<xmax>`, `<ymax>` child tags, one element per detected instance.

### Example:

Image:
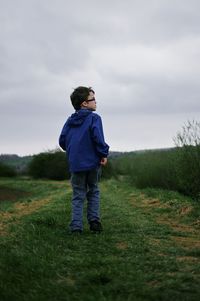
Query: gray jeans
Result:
<box><xmin>70</xmin><ymin>167</ymin><xmax>101</xmax><ymax>231</ymax></box>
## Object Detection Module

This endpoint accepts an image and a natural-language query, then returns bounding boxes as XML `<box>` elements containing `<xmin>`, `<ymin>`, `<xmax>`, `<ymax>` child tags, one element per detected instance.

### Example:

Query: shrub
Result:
<box><xmin>111</xmin><ymin>150</ymin><xmax>179</xmax><ymax>191</ymax></box>
<box><xmin>101</xmin><ymin>160</ymin><xmax>115</xmax><ymax>179</ymax></box>
<box><xmin>173</xmin><ymin>120</ymin><xmax>200</xmax><ymax>199</ymax></box>
<box><xmin>129</xmin><ymin>150</ymin><xmax>178</xmax><ymax>190</ymax></box>
<box><xmin>28</xmin><ymin>151</ymin><xmax>70</xmax><ymax>180</ymax></box>
<box><xmin>0</xmin><ymin>162</ymin><xmax>17</xmax><ymax>177</ymax></box>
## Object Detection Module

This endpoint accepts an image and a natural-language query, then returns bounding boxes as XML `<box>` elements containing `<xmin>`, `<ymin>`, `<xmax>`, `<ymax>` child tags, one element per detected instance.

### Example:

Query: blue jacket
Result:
<box><xmin>59</xmin><ymin>109</ymin><xmax>109</xmax><ymax>172</ymax></box>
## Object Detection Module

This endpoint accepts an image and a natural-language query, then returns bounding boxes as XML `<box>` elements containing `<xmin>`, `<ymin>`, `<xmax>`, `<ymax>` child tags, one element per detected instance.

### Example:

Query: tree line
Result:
<box><xmin>1</xmin><ymin>120</ymin><xmax>200</xmax><ymax>200</ymax></box>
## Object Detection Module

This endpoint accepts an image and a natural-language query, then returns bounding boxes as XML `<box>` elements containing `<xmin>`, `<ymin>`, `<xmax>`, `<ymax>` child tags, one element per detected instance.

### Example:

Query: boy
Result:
<box><xmin>59</xmin><ymin>86</ymin><xmax>109</xmax><ymax>233</ymax></box>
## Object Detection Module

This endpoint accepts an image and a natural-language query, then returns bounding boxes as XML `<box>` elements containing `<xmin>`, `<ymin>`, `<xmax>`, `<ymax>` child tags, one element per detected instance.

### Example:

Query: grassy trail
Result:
<box><xmin>0</xmin><ymin>177</ymin><xmax>200</xmax><ymax>301</ymax></box>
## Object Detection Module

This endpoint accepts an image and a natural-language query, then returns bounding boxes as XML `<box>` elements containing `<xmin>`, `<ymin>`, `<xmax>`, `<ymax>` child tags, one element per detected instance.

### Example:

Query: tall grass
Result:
<box><xmin>110</xmin><ymin>149</ymin><xmax>178</xmax><ymax>189</ymax></box>
<box><xmin>174</xmin><ymin>120</ymin><xmax>200</xmax><ymax>199</ymax></box>
<box><xmin>109</xmin><ymin>147</ymin><xmax>199</xmax><ymax>200</ymax></box>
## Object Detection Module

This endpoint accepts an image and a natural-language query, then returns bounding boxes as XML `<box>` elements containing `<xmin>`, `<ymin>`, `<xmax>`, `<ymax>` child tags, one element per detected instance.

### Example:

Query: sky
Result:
<box><xmin>1</xmin><ymin>0</ymin><xmax>200</xmax><ymax>156</ymax></box>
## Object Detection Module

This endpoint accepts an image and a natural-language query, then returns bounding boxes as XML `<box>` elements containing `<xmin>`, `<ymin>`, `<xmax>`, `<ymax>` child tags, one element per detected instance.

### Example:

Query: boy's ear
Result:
<box><xmin>81</xmin><ymin>101</ymin><xmax>88</xmax><ymax>108</ymax></box>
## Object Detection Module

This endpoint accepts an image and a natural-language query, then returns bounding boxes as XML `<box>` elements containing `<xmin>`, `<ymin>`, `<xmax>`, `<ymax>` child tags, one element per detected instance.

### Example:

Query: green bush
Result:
<box><xmin>101</xmin><ymin>160</ymin><xmax>115</xmax><ymax>179</ymax></box>
<box><xmin>28</xmin><ymin>151</ymin><xmax>70</xmax><ymax>180</ymax></box>
<box><xmin>174</xmin><ymin>146</ymin><xmax>200</xmax><ymax>198</ymax></box>
<box><xmin>0</xmin><ymin>162</ymin><xmax>17</xmax><ymax>177</ymax></box>
<box><xmin>129</xmin><ymin>150</ymin><xmax>178</xmax><ymax>190</ymax></box>
<box><xmin>111</xmin><ymin>150</ymin><xmax>179</xmax><ymax>191</ymax></box>
<box><xmin>174</xmin><ymin>120</ymin><xmax>200</xmax><ymax>199</ymax></box>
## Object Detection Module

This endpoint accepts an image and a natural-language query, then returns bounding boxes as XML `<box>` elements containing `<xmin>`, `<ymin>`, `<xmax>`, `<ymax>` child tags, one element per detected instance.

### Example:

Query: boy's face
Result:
<box><xmin>81</xmin><ymin>91</ymin><xmax>96</xmax><ymax>111</ymax></box>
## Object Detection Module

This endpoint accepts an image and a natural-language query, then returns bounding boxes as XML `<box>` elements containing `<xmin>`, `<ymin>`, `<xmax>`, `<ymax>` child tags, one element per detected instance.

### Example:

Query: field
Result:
<box><xmin>0</xmin><ymin>177</ymin><xmax>200</xmax><ymax>301</ymax></box>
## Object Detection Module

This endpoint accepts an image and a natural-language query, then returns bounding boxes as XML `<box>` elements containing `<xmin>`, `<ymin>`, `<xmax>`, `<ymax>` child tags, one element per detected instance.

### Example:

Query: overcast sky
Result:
<box><xmin>1</xmin><ymin>0</ymin><xmax>200</xmax><ymax>156</ymax></box>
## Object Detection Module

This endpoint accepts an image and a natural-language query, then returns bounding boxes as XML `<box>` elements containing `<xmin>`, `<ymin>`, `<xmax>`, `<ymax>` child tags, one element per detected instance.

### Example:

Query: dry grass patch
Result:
<box><xmin>56</xmin><ymin>275</ymin><xmax>76</xmax><ymax>286</ymax></box>
<box><xmin>0</xmin><ymin>197</ymin><xmax>51</xmax><ymax>235</ymax></box>
<box><xmin>116</xmin><ymin>241</ymin><xmax>128</xmax><ymax>250</ymax></box>
<box><xmin>179</xmin><ymin>206</ymin><xmax>193</xmax><ymax>216</ymax></box>
<box><xmin>149</xmin><ymin>238</ymin><xmax>162</xmax><ymax>246</ymax></box>
<box><xmin>176</xmin><ymin>256</ymin><xmax>199</xmax><ymax>262</ymax></box>
<box><xmin>141</xmin><ymin>198</ymin><xmax>170</xmax><ymax>209</ymax></box>
<box><xmin>130</xmin><ymin>194</ymin><xmax>170</xmax><ymax>210</ymax></box>
<box><xmin>146</xmin><ymin>280</ymin><xmax>161</xmax><ymax>288</ymax></box>
<box><xmin>171</xmin><ymin>236</ymin><xmax>200</xmax><ymax>250</ymax></box>
<box><xmin>156</xmin><ymin>217</ymin><xmax>197</xmax><ymax>234</ymax></box>
<box><xmin>192</xmin><ymin>219</ymin><xmax>200</xmax><ymax>227</ymax></box>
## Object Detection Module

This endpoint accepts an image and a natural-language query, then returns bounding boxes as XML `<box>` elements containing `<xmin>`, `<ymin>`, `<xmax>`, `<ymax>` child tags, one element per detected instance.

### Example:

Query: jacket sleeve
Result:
<box><xmin>59</xmin><ymin>123</ymin><xmax>67</xmax><ymax>151</ymax></box>
<box><xmin>91</xmin><ymin>115</ymin><xmax>109</xmax><ymax>158</ymax></box>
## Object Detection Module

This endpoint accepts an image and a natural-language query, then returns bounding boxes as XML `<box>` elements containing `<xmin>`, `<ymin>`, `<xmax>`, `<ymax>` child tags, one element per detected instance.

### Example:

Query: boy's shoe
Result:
<box><xmin>89</xmin><ymin>221</ymin><xmax>103</xmax><ymax>233</ymax></box>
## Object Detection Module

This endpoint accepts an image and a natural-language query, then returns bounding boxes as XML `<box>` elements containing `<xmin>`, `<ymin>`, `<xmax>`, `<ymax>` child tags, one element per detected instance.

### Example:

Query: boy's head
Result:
<box><xmin>70</xmin><ymin>86</ymin><xmax>96</xmax><ymax>111</ymax></box>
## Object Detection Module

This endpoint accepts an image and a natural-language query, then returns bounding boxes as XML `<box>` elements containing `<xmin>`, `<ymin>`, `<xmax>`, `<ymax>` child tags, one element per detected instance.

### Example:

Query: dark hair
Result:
<box><xmin>70</xmin><ymin>86</ymin><xmax>95</xmax><ymax>110</ymax></box>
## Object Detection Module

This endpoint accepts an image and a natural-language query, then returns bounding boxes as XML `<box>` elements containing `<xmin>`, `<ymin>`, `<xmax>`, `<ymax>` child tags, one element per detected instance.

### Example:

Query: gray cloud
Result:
<box><xmin>1</xmin><ymin>0</ymin><xmax>200</xmax><ymax>155</ymax></box>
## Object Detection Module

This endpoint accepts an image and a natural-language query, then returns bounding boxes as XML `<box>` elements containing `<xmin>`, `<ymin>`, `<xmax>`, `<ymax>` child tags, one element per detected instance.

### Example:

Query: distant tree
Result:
<box><xmin>28</xmin><ymin>150</ymin><xmax>70</xmax><ymax>180</ymax></box>
<box><xmin>0</xmin><ymin>162</ymin><xmax>17</xmax><ymax>177</ymax></box>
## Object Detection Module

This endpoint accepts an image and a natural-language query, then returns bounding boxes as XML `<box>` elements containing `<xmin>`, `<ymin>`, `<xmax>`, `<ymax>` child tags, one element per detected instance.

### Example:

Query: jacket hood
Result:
<box><xmin>67</xmin><ymin>109</ymin><xmax>92</xmax><ymax>127</ymax></box>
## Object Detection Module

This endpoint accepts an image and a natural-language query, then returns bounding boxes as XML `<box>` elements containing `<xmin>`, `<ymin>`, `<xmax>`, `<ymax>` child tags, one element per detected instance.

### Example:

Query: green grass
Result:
<box><xmin>0</xmin><ymin>177</ymin><xmax>200</xmax><ymax>301</ymax></box>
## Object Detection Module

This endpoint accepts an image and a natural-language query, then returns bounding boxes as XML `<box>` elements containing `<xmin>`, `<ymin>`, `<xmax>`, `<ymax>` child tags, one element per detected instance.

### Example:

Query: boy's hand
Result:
<box><xmin>100</xmin><ymin>158</ymin><xmax>108</xmax><ymax>166</ymax></box>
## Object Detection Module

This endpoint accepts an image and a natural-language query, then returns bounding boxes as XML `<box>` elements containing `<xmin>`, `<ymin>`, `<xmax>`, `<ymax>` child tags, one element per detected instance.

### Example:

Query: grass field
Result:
<box><xmin>0</xmin><ymin>177</ymin><xmax>200</xmax><ymax>301</ymax></box>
